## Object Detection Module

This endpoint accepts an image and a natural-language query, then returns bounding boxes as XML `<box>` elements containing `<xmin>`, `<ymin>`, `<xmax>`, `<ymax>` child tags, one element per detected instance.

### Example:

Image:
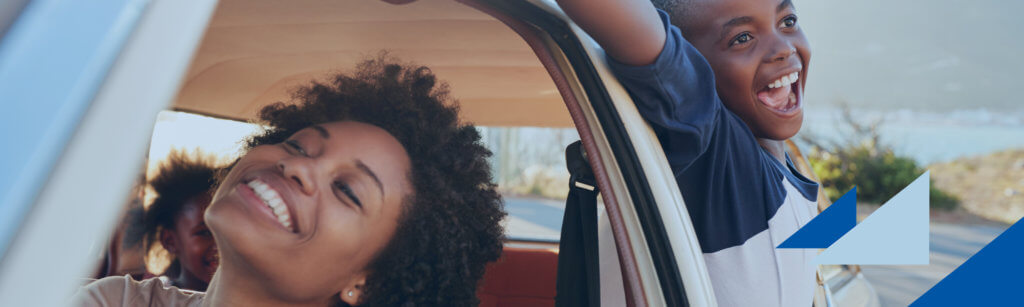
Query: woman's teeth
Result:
<box><xmin>247</xmin><ymin>179</ymin><xmax>294</xmax><ymax>231</ymax></box>
<box><xmin>767</xmin><ymin>72</ymin><xmax>800</xmax><ymax>89</ymax></box>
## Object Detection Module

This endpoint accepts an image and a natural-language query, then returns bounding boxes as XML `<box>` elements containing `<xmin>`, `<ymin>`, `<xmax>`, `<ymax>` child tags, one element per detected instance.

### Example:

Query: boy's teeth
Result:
<box><xmin>246</xmin><ymin>180</ymin><xmax>294</xmax><ymax>231</ymax></box>
<box><xmin>768</xmin><ymin>72</ymin><xmax>800</xmax><ymax>89</ymax></box>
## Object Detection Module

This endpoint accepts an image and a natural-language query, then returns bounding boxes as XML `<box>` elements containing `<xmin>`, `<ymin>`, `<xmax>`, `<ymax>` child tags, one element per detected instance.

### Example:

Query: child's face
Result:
<box><xmin>683</xmin><ymin>0</ymin><xmax>810</xmax><ymax>140</ymax></box>
<box><xmin>168</xmin><ymin>194</ymin><xmax>218</xmax><ymax>283</ymax></box>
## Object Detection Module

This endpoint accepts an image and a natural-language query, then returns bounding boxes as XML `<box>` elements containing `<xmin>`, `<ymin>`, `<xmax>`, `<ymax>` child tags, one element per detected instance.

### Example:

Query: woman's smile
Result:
<box><xmin>233</xmin><ymin>172</ymin><xmax>302</xmax><ymax>234</ymax></box>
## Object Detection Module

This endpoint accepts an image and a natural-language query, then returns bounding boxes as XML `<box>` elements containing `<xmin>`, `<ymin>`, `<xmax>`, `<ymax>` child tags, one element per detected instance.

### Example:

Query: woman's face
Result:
<box><xmin>206</xmin><ymin>121</ymin><xmax>412</xmax><ymax>304</ymax></box>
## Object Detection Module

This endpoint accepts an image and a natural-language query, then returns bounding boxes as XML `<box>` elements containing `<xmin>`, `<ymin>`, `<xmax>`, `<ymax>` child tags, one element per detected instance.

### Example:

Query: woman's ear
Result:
<box><xmin>159</xmin><ymin>228</ymin><xmax>178</xmax><ymax>254</ymax></box>
<box><xmin>338</xmin><ymin>275</ymin><xmax>366</xmax><ymax>306</ymax></box>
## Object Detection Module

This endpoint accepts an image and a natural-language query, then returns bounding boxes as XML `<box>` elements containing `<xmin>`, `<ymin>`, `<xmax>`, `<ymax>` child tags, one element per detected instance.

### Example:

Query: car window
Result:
<box><xmin>145</xmin><ymin>111</ymin><xmax>257</xmax><ymax>174</ymax></box>
<box><xmin>479</xmin><ymin>126</ymin><xmax>577</xmax><ymax>242</ymax></box>
<box><xmin>0</xmin><ymin>0</ymin><xmax>30</xmax><ymax>40</ymax></box>
<box><xmin>0</xmin><ymin>0</ymin><xmax>150</xmax><ymax>256</ymax></box>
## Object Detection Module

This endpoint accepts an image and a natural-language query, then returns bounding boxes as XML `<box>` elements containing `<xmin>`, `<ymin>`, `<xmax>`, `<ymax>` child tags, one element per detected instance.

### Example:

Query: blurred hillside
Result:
<box><xmin>930</xmin><ymin>150</ymin><xmax>1024</xmax><ymax>224</ymax></box>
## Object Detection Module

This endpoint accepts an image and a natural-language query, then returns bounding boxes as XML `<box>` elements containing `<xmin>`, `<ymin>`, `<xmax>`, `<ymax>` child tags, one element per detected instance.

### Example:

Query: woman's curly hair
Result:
<box><xmin>243</xmin><ymin>56</ymin><xmax>506</xmax><ymax>306</ymax></box>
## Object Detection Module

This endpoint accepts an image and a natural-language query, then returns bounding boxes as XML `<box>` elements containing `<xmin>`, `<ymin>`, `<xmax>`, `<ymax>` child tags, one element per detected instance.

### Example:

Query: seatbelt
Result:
<box><xmin>556</xmin><ymin>141</ymin><xmax>601</xmax><ymax>307</ymax></box>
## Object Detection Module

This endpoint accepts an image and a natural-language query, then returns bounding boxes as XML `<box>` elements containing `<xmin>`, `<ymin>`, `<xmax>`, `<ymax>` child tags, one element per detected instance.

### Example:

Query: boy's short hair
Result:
<box><xmin>652</xmin><ymin>0</ymin><xmax>696</xmax><ymax>32</ymax></box>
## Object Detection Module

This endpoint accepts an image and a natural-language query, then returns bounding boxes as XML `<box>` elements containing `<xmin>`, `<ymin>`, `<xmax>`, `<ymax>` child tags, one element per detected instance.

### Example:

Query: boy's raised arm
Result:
<box><xmin>555</xmin><ymin>0</ymin><xmax>665</xmax><ymax>66</ymax></box>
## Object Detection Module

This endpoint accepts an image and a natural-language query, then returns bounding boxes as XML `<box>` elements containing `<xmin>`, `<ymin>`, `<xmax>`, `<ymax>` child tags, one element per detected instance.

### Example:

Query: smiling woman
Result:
<box><xmin>72</xmin><ymin>56</ymin><xmax>506</xmax><ymax>307</ymax></box>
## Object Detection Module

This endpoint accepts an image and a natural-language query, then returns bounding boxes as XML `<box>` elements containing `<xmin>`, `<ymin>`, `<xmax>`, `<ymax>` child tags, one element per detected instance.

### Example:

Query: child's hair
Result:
<box><xmin>243</xmin><ymin>54</ymin><xmax>506</xmax><ymax>306</ymax></box>
<box><xmin>651</xmin><ymin>0</ymin><xmax>697</xmax><ymax>32</ymax></box>
<box><xmin>143</xmin><ymin>149</ymin><xmax>219</xmax><ymax>272</ymax></box>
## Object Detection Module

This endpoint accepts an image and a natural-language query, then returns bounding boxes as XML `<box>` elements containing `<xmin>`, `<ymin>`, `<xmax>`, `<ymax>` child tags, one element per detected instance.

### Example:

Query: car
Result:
<box><xmin>0</xmin><ymin>0</ymin><xmax>879</xmax><ymax>306</ymax></box>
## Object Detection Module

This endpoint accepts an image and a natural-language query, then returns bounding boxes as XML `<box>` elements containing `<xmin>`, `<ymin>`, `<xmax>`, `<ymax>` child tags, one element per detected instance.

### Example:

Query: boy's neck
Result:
<box><xmin>171</xmin><ymin>269</ymin><xmax>208</xmax><ymax>292</ymax></box>
<box><xmin>757</xmin><ymin>138</ymin><xmax>787</xmax><ymax>165</ymax></box>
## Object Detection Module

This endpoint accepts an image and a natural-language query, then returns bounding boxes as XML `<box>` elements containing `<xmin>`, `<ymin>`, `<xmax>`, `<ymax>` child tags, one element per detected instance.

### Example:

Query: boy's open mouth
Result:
<box><xmin>756</xmin><ymin>71</ymin><xmax>800</xmax><ymax>115</ymax></box>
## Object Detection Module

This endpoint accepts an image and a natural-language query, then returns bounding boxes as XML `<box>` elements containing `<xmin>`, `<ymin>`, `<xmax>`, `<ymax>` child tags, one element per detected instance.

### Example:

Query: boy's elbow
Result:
<box><xmin>605</xmin><ymin>37</ymin><xmax>665</xmax><ymax>66</ymax></box>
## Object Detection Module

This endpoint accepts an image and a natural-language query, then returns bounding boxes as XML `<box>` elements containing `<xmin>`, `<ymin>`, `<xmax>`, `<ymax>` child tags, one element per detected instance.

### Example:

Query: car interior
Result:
<box><xmin>92</xmin><ymin>0</ymin><xmax>594</xmax><ymax>306</ymax></box>
<box><xmin>77</xmin><ymin>0</ymin><xmax>859</xmax><ymax>306</ymax></box>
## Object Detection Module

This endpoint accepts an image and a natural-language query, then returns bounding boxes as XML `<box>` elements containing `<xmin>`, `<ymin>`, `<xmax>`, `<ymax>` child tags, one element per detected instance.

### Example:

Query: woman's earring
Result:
<box><xmin>348</xmin><ymin>290</ymin><xmax>354</xmax><ymax>297</ymax></box>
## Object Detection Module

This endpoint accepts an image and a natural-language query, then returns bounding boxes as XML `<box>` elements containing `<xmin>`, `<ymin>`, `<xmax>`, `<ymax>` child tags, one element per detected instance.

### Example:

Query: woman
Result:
<box><xmin>74</xmin><ymin>58</ymin><xmax>506</xmax><ymax>306</ymax></box>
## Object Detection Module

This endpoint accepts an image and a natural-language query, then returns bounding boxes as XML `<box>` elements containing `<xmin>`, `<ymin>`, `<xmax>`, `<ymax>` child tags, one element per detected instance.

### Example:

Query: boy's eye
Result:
<box><xmin>284</xmin><ymin>139</ymin><xmax>309</xmax><ymax>157</ymax></box>
<box><xmin>334</xmin><ymin>180</ymin><xmax>363</xmax><ymax>208</ymax></box>
<box><xmin>729</xmin><ymin>33</ymin><xmax>753</xmax><ymax>47</ymax></box>
<box><xmin>780</xmin><ymin>15</ymin><xmax>798</xmax><ymax>28</ymax></box>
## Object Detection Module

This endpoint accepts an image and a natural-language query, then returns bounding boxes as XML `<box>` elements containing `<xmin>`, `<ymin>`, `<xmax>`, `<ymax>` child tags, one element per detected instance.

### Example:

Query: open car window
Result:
<box><xmin>481</xmin><ymin>126</ymin><xmax>575</xmax><ymax>242</ymax></box>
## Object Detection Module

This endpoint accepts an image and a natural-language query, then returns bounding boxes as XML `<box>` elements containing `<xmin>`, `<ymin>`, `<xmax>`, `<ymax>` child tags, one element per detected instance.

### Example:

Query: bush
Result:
<box><xmin>803</xmin><ymin>106</ymin><xmax>959</xmax><ymax>210</ymax></box>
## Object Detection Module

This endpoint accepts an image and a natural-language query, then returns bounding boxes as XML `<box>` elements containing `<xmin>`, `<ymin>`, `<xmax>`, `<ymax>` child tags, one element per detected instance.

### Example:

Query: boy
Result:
<box><xmin>555</xmin><ymin>0</ymin><xmax>820</xmax><ymax>306</ymax></box>
<box><xmin>142</xmin><ymin>149</ymin><xmax>221</xmax><ymax>291</ymax></box>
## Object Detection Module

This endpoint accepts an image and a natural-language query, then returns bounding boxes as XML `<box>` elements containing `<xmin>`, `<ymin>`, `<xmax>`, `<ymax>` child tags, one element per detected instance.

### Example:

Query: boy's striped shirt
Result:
<box><xmin>606</xmin><ymin>9</ymin><xmax>820</xmax><ymax>307</ymax></box>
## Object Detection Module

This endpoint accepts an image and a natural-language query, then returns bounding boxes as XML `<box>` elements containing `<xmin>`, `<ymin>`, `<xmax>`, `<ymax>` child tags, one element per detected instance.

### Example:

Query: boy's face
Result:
<box><xmin>164</xmin><ymin>194</ymin><xmax>218</xmax><ymax>284</ymax></box>
<box><xmin>683</xmin><ymin>0</ymin><xmax>810</xmax><ymax>140</ymax></box>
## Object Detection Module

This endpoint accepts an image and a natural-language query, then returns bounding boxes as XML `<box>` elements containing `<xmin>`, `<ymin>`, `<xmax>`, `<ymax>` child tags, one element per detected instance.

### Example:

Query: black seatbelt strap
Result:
<box><xmin>556</xmin><ymin>141</ymin><xmax>601</xmax><ymax>307</ymax></box>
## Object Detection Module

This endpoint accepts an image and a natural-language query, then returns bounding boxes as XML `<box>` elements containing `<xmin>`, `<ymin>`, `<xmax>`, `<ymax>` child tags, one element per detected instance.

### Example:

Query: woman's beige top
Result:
<box><xmin>72</xmin><ymin>275</ymin><xmax>204</xmax><ymax>307</ymax></box>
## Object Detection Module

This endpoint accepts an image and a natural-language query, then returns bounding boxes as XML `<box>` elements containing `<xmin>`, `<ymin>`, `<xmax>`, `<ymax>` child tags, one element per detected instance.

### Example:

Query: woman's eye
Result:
<box><xmin>334</xmin><ymin>181</ymin><xmax>363</xmax><ymax>208</ymax></box>
<box><xmin>284</xmin><ymin>140</ymin><xmax>309</xmax><ymax>157</ymax></box>
<box><xmin>780</xmin><ymin>15</ymin><xmax>798</xmax><ymax>28</ymax></box>
<box><xmin>730</xmin><ymin>33</ymin><xmax>753</xmax><ymax>46</ymax></box>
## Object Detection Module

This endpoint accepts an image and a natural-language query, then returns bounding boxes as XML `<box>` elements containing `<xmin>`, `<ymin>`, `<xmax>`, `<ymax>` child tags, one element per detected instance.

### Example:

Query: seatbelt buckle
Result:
<box><xmin>573</xmin><ymin>180</ymin><xmax>596</xmax><ymax>192</ymax></box>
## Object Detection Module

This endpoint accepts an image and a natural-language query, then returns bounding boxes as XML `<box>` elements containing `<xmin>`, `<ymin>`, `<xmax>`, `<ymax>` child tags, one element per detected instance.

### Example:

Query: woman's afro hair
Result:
<box><xmin>244</xmin><ymin>55</ymin><xmax>506</xmax><ymax>306</ymax></box>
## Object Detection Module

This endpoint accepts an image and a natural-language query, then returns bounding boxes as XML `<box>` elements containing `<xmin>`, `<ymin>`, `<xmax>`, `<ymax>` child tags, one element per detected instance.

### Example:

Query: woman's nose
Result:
<box><xmin>278</xmin><ymin>158</ymin><xmax>316</xmax><ymax>195</ymax></box>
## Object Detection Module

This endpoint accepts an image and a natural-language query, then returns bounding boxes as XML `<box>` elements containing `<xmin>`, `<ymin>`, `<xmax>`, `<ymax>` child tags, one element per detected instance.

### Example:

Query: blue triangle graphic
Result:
<box><xmin>777</xmin><ymin>187</ymin><xmax>857</xmax><ymax>249</ymax></box>
<box><xmin>910</xmin><ymin>218</ymin><xmax>1024</xmax><ymax>306</ymax></box>
<box><xmin>814</xmin><ymin>172</ymin><xmax>930</xmax><ymax>265</ymax></box>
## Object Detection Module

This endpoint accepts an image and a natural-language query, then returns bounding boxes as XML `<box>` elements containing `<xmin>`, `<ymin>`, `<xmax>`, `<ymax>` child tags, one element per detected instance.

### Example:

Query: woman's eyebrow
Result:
<box><xmin>312</xmin><ymin>125</ymin><xmax>330</xmax><ymax>139</ymax></box>
<box><xmin>355</xmin><ymin>160</ymin><xmax>384</xmax><ymax>198</ymax></box>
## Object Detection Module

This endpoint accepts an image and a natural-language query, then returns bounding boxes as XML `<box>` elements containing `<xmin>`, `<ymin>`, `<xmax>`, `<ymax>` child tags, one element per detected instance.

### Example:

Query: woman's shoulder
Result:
<box><xmin>71</xmin><ymin>275</ymin><xmax>204</xmax><ymax>307</ymax></box>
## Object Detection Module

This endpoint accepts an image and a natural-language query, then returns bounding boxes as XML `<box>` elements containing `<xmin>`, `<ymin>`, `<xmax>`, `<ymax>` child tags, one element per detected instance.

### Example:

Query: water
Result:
<box><xmin>789</xmin><ymin>0</ymin><xmax>1024</xmax><ymax>165</ymax></box>
<box><xmin>797</xmin><ymin>107</ymin><xmax>1024</xmax><ymax>165</ymax></box>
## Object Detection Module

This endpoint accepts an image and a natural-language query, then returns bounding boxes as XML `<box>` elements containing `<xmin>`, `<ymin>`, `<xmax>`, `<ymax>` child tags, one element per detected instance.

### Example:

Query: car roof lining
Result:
<box><xmin>171</xmin><ymin>0</ymin><xmax>572</xmax><ymax>128</ymax></box>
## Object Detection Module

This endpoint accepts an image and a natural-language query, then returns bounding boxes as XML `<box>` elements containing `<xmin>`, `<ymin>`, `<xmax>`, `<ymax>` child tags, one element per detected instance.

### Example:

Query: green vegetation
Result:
<box><xmin>802</xmin><ymin>107</ymin><xmax>959</xmax><ymax>210</ymax></box>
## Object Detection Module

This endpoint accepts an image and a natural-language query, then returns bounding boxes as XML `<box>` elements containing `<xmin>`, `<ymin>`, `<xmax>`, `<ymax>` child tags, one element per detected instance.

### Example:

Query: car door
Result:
<box><xmin>0</xmin><ymin>1</ymin><xmax>217</xmax><ymax>306</ymax></box>
<box><xmin>465</xmin><ymin>0</ymin><xmax>718</xmax><ymax>305</ymax></box>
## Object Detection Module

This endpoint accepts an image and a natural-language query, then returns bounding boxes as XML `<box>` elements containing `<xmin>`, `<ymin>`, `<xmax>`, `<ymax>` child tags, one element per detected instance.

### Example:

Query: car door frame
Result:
<box><xmin>0</xmin><ymin>0</ymin><xmax>218</xmax><ymax>305</ymax></box>
<box><xmin>465</xmin><ymin>0</ymin><xmax>718</xmax><ymax>306</ymax></box>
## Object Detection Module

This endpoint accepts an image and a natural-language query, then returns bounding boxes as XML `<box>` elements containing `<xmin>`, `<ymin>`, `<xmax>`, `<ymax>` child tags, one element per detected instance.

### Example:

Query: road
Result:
<box><xmin>859</xmin><ymin>222</ymin><xmax>1009</xmax><ymax>307</ymax></box>
<box><xmin>503</xmin><ymin>196</ymin><xmax>564</xmax><ymax>241</ymax></box>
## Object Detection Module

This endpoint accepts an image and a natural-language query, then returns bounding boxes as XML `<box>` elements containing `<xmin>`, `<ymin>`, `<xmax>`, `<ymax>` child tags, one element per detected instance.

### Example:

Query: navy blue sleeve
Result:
<box><xmin>606</xmin><ymin>10</ymin><xmax>798</xmax><ymax>253</ymax></box>
<box><xmin>606</xmin><ymin>9</ymin><xmax>726</xmax><ymax>172</ymax></box>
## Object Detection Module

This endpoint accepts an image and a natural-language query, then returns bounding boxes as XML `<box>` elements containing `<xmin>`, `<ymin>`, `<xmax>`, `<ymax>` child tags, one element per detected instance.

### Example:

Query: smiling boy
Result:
<box><xmin>555</xmin><ymin>0</ymin><xmax>819</xmax><ymax>306</ymax></box>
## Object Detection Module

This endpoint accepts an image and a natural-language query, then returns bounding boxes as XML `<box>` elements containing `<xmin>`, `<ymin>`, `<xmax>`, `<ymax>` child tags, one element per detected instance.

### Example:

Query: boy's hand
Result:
<box><xmin>554</xmin><ymin>0</ymin><xmax>665</xmax><ymax>66</ymax></box>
